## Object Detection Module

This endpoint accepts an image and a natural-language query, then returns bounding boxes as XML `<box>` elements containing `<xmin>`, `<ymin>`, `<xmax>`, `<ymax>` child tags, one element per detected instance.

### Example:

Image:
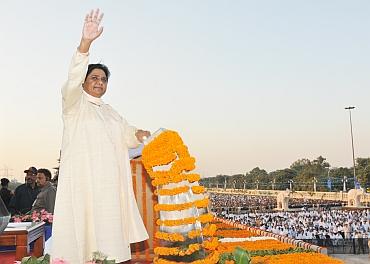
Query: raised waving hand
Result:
<box><xmin>78</xmin><ymin>9</ymin><xmax>104</xmax><ymax>53</ymax></box>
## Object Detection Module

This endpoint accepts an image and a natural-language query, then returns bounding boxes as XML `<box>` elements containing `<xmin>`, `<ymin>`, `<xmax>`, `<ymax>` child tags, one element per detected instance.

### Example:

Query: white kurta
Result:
<box><xmin>52</xmin><ymin>51</ymin><xmax>148</xmax><ymax>263</ymax></box>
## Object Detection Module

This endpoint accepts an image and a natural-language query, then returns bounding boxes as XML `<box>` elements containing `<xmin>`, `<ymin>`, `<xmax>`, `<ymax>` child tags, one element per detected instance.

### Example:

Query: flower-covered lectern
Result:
<box><xmin>141</xmin><ymin>130</ymin><xmax>219</xmax><ymax>264</ymax></box>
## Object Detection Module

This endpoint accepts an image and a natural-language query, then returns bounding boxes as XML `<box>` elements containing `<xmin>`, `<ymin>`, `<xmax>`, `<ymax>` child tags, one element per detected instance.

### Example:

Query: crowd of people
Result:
<box><xmin>0</xmin><ymin>166</ymin><xmax>56</xmax><ymax>215</ymax></box>
<box><xmin>210</xmin><ymin>192</ymin><xmax>370</xmax><ymax>252</ymax></box>
<box><xmin>210</xmin><ymin>193</ymin><xmax>343</xmax><ymax>212</ymax></box>
<box><xmin>221</xmin><ymin>209</ymin><xmax>370</xmax><ymax>241</ymax></box>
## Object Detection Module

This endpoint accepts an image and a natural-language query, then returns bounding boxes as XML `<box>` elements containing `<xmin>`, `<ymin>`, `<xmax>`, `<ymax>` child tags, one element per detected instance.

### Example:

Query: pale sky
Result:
<box><xmin>1</xmin><ymin>1</ymin><xmax>370</xmax><ymax>181</ymax></box>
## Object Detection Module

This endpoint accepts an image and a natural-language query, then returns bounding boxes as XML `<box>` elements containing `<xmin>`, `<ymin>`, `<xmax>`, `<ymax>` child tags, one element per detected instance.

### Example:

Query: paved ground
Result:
<box><xmin>330</xmin><ymin>254</ymin><xmax>370</xmax><ymax>264</ymax></box>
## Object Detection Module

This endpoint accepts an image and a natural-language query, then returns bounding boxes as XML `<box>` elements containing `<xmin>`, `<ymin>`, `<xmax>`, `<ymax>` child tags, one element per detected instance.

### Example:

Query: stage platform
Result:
<box><xmin>0</xmin><ymin>252</ymin><xmax>151</xmax><ymax>264</ymax></box>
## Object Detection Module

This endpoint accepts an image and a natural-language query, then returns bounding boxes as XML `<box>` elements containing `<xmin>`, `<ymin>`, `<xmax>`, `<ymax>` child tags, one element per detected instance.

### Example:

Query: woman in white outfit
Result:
<box><xmin>52</xmin><ymin>9</ymin><xmax>149</xmax><ymax>263</ymax></box>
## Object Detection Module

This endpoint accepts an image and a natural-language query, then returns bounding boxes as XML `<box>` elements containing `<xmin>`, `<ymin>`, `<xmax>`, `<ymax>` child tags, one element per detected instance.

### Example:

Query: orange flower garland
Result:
<box><xmin>142</xmin><ymin>131</ymin><xmax>190</xmax><ymax>171</ymax></box>
<box><xmin>188</xmin><ymin>224</ymin><xmax>218</xmax><ymax>239</ymax></box>
<box><xmin>148</xmin><ymin>158</ymin><xmax>196</xmax><ymax>180</ymax></box>
<box><xmin>153</xmin><ymin>251</ymin><xmax>220</xmax><ymax>264</ymax></box>
<box><xmin>154</xmin><ymin>231</ymin><xmax>185</xmax><ymax>242</ymax></box>
<box><xmin>142</xmin><ymin>130</ymin><xmax>219</xmax><ymax>263</ymax></box>
<box><xmin>187</xmin><ymin>173</ymin><xmax>202</xmax><ymax>183</ymax></box>
<box><xmin>203</xmin><ymin>237</ymin><xmax>219</xmax><ymax>251</ymax></box>
<box><xmin>251</xmin><ymin>252</ymin><xmax>344</xmax><ymax>264</ymax></box>
<box><xmin>156</xmin><ymin>223</ymin><xmax>218</xmax><ymax>242</ymax></box>
<box><xmin>214</xmin><ymin>222</ymin><xmax>237</xmax><ymax>230</ymax></box>
<box><xmin>217</xmin><ymin>240</ymin><xmax>294</xmax><ymax>254</ymax></box>
<box><xmin>197</xmin><ymin>213</ymin><xmax>214</xmax><ymax>223</ymax></box>
<box><xmin>156</xmin><ymin>213</ymin><xmax>214</xmax><ymax>227</ymax></box>
<box><xmin>154</xmin><ymin>197</ymin><xmax>209</xmax><ymax>211</ymax></box>
<box><xmin>151</xmin><ymin>173</ymin><xmax>201</xmax><ymax>186</ymax></box>
<box><xmin>215</xmin><ymin>229</ymin><xmax>256</xmax><ymax>238</ymax></box>
<box><xmin>154</xmin><ymin>243</ymin><xmax>201</xmax><ymax>256</ymax></box>
<box><xmin>156</xmin><ymin>216</ymin><xmax>194</xmax><ymax>227</ymax></box>
<box><xmin>155</xmin><ymin>186</ymin><xmax>190</xmax><ymax>196</ymax></box>
<box><xmin>191</xmin><ymin>185</ymin><xmax>206</xmax><ymax>194</ymax></box>
<box><xmin>154</xmin><ymin>185</ymin><xmax>206</xmax><ymax>196</ymax></box>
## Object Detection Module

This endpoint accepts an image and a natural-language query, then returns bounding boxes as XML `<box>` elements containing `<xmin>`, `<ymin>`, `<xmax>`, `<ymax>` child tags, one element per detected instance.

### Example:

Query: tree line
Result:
<box><xmin>200</xmin><ymin>156</ymin><xmax>370</xmax><ymax>192</ymax></box>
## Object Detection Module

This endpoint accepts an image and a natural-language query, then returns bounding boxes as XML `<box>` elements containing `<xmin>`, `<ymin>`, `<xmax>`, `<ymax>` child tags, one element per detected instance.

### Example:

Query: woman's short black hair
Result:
<box><xmin>85</xmin><ymin>63</ymin><xmax>111</xmax><ymax>81</ymax></box>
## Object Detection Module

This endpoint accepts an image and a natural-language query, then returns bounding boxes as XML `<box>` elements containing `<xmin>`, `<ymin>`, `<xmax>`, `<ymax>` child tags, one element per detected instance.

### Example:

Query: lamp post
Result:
<box><xmin>288</xmin><ymin>179</ymin><xmax>293</xmax><ymax>191</ymax></box>
<box><xmin>342</xmin><ymin>176</ymin><xmax>347</xmax><ymax>192</ymax></box>
<box><xmin>313</xmin><ymin>177</ymin><xmax>317</xmax><ymax>192</ymax></box>
<box><xmin>345</xmin><ymin>106</ymin><xmax>357</xmax><ymax>188</ymax></box>
<box><xmin>327</xmin><ymin>168</ymin><xmax>332</xmax><ymax>191</ymax></box>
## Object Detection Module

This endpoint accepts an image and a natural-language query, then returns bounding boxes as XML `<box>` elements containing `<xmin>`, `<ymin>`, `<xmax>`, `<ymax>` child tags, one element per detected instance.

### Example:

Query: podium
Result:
<box><xmin>130</xmin><ymin>157</ymin><xmax>159</xmax><ymax>261</ymax></box>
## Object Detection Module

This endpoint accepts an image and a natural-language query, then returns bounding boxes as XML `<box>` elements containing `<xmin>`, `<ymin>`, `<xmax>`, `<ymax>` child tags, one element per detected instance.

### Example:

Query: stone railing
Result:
<box><xmin>206</xmin><ymin>188</ymin><xmax>370</xmax><ymax>204</ymax></box>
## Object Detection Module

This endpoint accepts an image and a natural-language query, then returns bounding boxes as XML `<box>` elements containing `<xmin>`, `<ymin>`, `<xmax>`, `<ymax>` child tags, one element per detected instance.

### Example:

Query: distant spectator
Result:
<box><xmin>32</xmin><ymin>168</ymin><xmax>56</xmax><ymax>214</ymax></box>
<box><xmin>0</xmin><ymin>178</ymin><xmax>13</xmax><ymax>210</ymax></box>
<box><xmin>354</xmin><ymin>231</ymin><xmax>366</xmax><ymax>254</ymax></box>
<box><xmin>9</xmin><ymin>166</ymin><xmax>40</xmax><ymax>215</ymax></box>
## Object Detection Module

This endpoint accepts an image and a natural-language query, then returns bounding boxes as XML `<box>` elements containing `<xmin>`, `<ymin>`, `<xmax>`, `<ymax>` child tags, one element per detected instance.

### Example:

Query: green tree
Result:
<box><xmin>329</xmin><ymin>167</ymin><xmax>353</xmax><ymax>191</ymax></box>
<box><xmin>269</xmin><ymin>169</ymin><xmax>297</xmax><ymax>190</ymax></box>
<box><xmin>248</xmin><ymin>167</ymin><xmax>268</xmax><ymax>189</ymax></box>
<box><xmin>215</xmin><ymin>174</ymin><xmax>229</xmax><ymax>188</ymax></box>
<box><xmin>290</xmin><ymin>156</ymin><xmax>331</xmax><ymax>191</ymax></box>
<box><xmin>356</xmin><ymin>158</ymin><xmax>370</xmax><ymax>187</ymax></box>
<box><xmin>230</xmin><ymin>174</ymin><xmax>246</xmax><ymax>189</ymax></box>
<box><xmin>290</xmin><ymin>158</ymin><xmax>311</xmax><ymax>174</ymax></box>
<box><xmin>312</xmin><ymin>156</ymin><xmax>330</xmax><ymax>169</ymax></box>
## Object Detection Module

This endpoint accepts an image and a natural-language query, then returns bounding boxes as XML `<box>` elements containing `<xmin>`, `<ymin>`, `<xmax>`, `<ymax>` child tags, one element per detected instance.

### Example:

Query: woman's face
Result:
<box><xmin>83</xmin><ymin>69</ymin><xmax>108</xmax><ymax>98</ymax></box>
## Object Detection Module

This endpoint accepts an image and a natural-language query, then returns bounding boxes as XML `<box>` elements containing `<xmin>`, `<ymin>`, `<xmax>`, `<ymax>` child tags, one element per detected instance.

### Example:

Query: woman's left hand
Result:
<box><xmin>135</xmin><ymin>129</ymin><xmax>151</xmax><ymax>143</ymax></box>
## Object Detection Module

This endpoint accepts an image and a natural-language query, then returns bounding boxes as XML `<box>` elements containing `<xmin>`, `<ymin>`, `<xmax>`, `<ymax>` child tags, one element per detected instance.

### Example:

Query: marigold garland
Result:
<box><xmin>191</xmin><ymin>185</ymin><xmax>205</xmax><ymax>194</ymax></box>
<box><xmin>215</xmin><ymin>229</ymin><xmax>256</xmax><ymax>238</ymax></box>
<box><xmin>155</xmin><ymin>186</ymin><xmax>190</xmax><ymax>196</ymax></box>
<box><xmin>170</xmin><ymin>157</ymin><xmax>196</xmax><ymax>174</ymax></box>
<box><xmin>154</xmin><ymin>185</ymin><xmax>206</xmax><ymax>196</ymax></box>
<box><xmin>154</xmin><ymin>197</ymin><xmax>209</xmax><ymax>212</ymax></box>
<box><xmin>154</xmin><ymin>237</ymin><xmax>219</xmax><ymax>256</ymax></box>
<box><xmin>250</xmin><ymin>252</ymin><xmax>344</xmax><ymax>264</ymax></box>
<box><xmin>188</xmin><ymin>224</ymin><xmax>218</xmax><ymax>239</ymax></box>
<box><xmin>151</xmin><ymin>173</ymin><xmax>201</xmax><ymax>186</ymax></box>
<box><xmin>154</xmin><ymin>231</ymin><xmax>185</xmax><ymax>242</ymax></box>
<box><xmin>203</xmin><ymin>237</ymin><xmax>219</xmax><ymax>251</ymax></box>
<box><xmin>156</xmin><ymin>217</ymin><xmax>195</xmax><ymax>227</ymax></box>
<box><xmin>153</xmin><ymin>251</ymin><xmax>220</xmax><ymax>264</ymax></box>
<box><xmin>197</xmin><ymin>213</ymin><xmax>214</xmax><ymax>223</ymax></box>
<box><xmin>147</xmin><ymin>170</ymin><xmax>173</xmax><ymax>180</ymax></box>
<box><xmin>187</xmin><ymin>173</ymin><xmax>202</xmax><ymax>183</ymax></box>
<box><xmin>142</xmin><ymin>130</ymin><xmax>219</xmax><ymax>263</ymax></box>
<box><xmin>217</xmin><ymin>239</ymin><xmax>295</xmax><ymax>253</ymax></box>
<box><xmin>154</xmin><ymin>243</ymin><xmax>201</xmax><ymax>256</ymax></box>
<box><xmin>156</xmin><ymin>213</ymin><xmax>214</xmax><ymax>226</ymax></box>
<box><xmin>143</xmin><ymin>151</ymin><xmax>177</xmax><ymax>172</ymax></box>
<box><xmin>155</xmin><ymin>224</ymin><xmax>218</xmax><ymax>242</ymax></box>
<box><xmin>142</xmin><ymin>131</ymin><xmax>190</xmax><ymax>170</ymax></box>
<box><xmin>213</xmin><ymin>222</ymin><xmax>239</xmax><ymax>230</ymax></box>
<box><xmin>146</xmin><ymin>156</ymin><xmax>196</xmax><ymax>178</ymax></box>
